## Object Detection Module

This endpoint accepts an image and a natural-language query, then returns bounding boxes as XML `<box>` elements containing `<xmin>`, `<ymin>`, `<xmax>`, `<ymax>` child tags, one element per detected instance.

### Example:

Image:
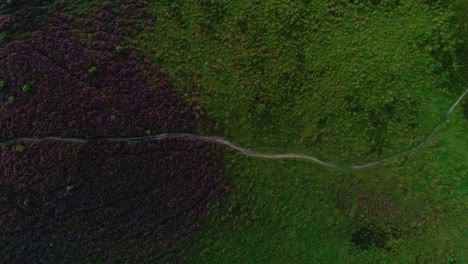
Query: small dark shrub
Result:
<box><xmin>351</xmin><ymin>223</ymin><xmax>389</xmax><ymax>250</ymax></box>
<box><xmin>256</xmin><ymin>103</ymin><xmax>269</xmax><ymax>118</ymax></box>
<box><xmin>23</xmin><ymin>198</ymin><xmax>31</xmax><ymax>206</ymax></box>
<box><xmin>15</xmin><ymin>145</ymin><xmax>25</xmax><ymax>152</ymax></box>
<box><xmin>115</xmin><ymin>45</ymin><xmax>124</xmax><ymax>53</ymax></box>
<box><xmin>22</xmin><ymin>84</ymin><xmax>31</xmax><ymax>92</ymax></box>
<box><xmin>88</xmin><ymin>66</ymin><xmax>98</xmax><ymax>75</ymax></box>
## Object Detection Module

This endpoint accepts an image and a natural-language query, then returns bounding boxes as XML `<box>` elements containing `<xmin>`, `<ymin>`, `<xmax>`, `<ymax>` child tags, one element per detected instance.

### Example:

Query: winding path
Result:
<box><xmin>1</xmin><ymin>88</ymin><xmax>467</xmax><ymax>171</ymax></box>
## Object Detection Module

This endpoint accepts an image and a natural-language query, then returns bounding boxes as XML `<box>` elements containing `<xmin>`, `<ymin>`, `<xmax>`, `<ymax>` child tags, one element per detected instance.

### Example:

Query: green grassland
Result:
<box><xmin>135</xmin><ymin>1</ymin><xmax>461</xmax><ymax>162</ymax></box>
<box><xmin>127</xmin><ymin>0</ymin><xmax>467</xmax><ymax>263</ymax></box>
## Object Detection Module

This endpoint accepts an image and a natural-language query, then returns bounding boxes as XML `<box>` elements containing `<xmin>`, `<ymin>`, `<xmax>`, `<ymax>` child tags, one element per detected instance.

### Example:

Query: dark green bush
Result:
<box><xmin>22</xmin><ymin>198</ymin><xmax>31</xmax><ymax>206</ymax></box>
<box><xmin>256</xmin><ymin>103</ymin><xmax>269</xmax><ymax>118</ymax></box>
<box><xmin>22</xmin><ymin>84</ymin><xmax>31</xmax><ymax>92</ymax></box>
<box><xmin>115</xmin><ymin>45</ymin><xmax>125</xmax><ymax>53</ymax></box>
<box><xmin>88</xmin><ymin>66</ymin><xmax>98</xmax><ymax>75</ymax></box>
<box><xmin>15</xmin><ymin>145</ymin><xmax>25</xmax><ymax>152</ymax></box>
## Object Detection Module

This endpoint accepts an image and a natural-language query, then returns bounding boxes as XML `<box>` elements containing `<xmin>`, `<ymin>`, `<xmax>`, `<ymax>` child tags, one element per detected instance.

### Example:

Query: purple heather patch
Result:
<box><xmin>0</xmin><ymin>13</ymin><xmax>196</xmax><ymax>139</ymax></box>
<box><xmin>0</xmin><ymin>139</ymin><xmax>226</xmax><ymax>263</ymax></box>
<box><xmin>0</xmin><ymin>1</ymin><xmax>227</xmax><ymax>263</ymax></box>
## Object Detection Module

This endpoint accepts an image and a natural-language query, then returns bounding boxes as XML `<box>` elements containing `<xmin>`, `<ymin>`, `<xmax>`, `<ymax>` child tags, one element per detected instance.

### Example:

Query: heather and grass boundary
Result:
<box><xmin>0</xmin><ymin>0</ymin><xmax>466</xmax><ymax>263</ymax></box>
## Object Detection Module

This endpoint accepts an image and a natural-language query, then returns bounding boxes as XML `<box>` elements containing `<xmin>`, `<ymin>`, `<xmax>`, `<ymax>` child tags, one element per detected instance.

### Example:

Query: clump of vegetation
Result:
<box><xmin>8</xmin><ymin>96</ymin><xmax>14</xmax><ymax>102</ymax></box>
<box><xmin>116</xmin><ymin>45</ymin><xmax>125</xmax><ymax>53</ymax></box>
<box><xmin>15</xmin><ymin>145</ymin><xmax>25</xmax><ymax>152</ymax></box>
<box><xmin>88</xmin><ymin>66</ymin><xmax>98</xmax><ymax>75</ymax></box>
<box><xmin>23</xmin><ymin>198</ymin><xmax>31</xmax><ymax>206</ymax></box>
<box><xmin>256</xmin><ymin>103</ymin><xmax>269</xmax><ymax>118</ymax></box>
<box><xmin>0</xmin><ymin>80</ymin><xmax>6</xmax><ymax>89</ymax></box>
<box><xmin>22</xmin><ymin>84</ymin><xmax>31</xmax><ymax>93</ymax></box>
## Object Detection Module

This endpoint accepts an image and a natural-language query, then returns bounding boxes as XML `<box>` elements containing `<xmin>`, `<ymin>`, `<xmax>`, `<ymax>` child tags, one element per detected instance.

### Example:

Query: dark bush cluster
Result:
<box><xmin>0</xmin><ymin>1</ymin><xmax>226</xmax><ymax>263</ymax></box>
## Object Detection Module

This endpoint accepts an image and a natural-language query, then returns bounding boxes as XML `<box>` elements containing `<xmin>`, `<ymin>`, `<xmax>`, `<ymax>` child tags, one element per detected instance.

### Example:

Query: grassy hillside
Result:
<box><xmin>128</xmin><ymin>0</ymin><xmax>467</xmax><ymax>263</ymax></box>
<box><xmin>135</xmin><ymin>0</ymin><xmax>460</xmax><ymax>162</ymax></box>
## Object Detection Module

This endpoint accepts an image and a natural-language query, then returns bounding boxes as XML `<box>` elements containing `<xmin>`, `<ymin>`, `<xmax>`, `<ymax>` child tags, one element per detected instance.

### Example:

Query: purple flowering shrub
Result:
<box><xmin>0</xmin><ymin>1</ymin><xmax>227</xmax><ymax>263</ymax></box>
